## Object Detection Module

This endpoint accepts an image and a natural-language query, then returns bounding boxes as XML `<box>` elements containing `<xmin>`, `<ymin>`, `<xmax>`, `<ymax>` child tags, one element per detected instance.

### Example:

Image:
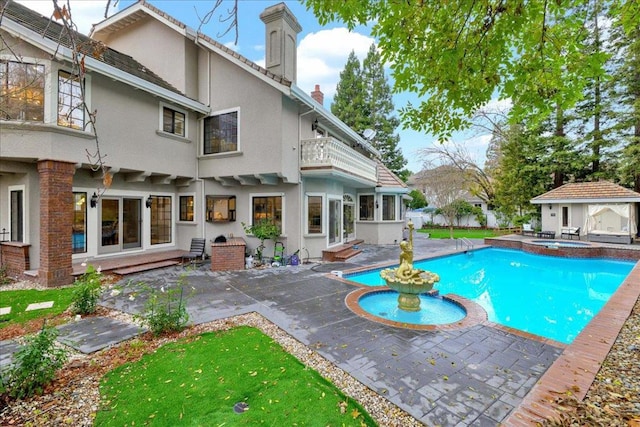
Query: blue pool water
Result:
<box><xmin>345</xmin><ymin>248</ymin><xmax>635</xmax><ymax>344</ymax></box>
<box><xmin>359</xmin><ymin>291</ymin><xmax>466</xmax><ymax>325</ymax></box>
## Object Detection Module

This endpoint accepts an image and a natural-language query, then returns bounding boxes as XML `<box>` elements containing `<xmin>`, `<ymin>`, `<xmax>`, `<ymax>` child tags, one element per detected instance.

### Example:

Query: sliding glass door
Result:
<box><xmin>100</xmin><ymin>197</ymin><xmax>142</xmax><ymax>253</ymax></box>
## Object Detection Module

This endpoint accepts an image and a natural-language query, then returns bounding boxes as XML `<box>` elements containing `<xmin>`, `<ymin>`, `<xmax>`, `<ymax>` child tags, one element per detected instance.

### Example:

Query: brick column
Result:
<box><xmin>37</xmin><ymin>160</ymin><xmax>75</xmax><ymax>287</ymax></box>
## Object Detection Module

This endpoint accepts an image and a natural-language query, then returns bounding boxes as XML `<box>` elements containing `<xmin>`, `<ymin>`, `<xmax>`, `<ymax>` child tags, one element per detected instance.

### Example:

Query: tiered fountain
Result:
<box><xmin>380</xmin><ymin>220</ymin><xmax>440</xmax><ymax>311</ymax></box>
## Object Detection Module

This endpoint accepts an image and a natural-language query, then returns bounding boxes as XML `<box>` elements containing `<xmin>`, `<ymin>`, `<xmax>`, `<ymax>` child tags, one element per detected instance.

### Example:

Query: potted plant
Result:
<box><xmin>242</xmin><ymin>219</ymin><xmax>281</xmax><ymax>264</ymax></box>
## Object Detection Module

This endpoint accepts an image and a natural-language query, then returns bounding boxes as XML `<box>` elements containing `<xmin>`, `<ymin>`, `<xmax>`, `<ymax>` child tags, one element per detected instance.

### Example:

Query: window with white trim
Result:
<box><xmin>307</xmin><ymin>194</ymin><xmax>323</xmax><ymax>234</ymax></box>
<box><xmin>0</xmin><ymin>60</ymin><xmax>45</xmax><ymax>122</ymax></box>
<box><xmin>162</xmin><ymin>106</ymin><xmax>185</xmax><ymax>137</ymax></box>
<box><xmin>72</xmin><ymin>192</ymin><xmax>87</xmax><ymax>253</ymax></box>
<box><xmin>358</xmin><ymin>194</ymin><xmax>374</xmax><ymax>221</ymax></box>
<box><xmin>204</xmin><ymin>109</ymin><xmax>238</xmax><ymax>154</ymax></box>
<box><xmin>178</xmin><ymin>195</ymin><xmax>194</xmax><ymax>222</ymax></box>
<box><xmin>251</xmin><ymin>194</ymin><xmax>283</xmax><ymax>231</ymax></box>
<box><xmin>149</xmin><ymin>195</ymin><xmax>172</xmax><ymax>245</ymax></box>
<box><xmin>382</xmin><ymin>195</ymin><xmax>396</xmax><ymax>221</ymax></box>
<box><xmin>58</xmin><ymin>70</ymin><xmax>84</xmax><ymax>129</ymax></box>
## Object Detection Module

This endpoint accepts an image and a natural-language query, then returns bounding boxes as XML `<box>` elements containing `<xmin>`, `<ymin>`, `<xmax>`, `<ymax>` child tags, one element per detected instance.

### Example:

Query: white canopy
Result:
<box><xmin>584</xmin><ymin>203</ymin><xmax>637</xmax><ymax>235</ymax></box>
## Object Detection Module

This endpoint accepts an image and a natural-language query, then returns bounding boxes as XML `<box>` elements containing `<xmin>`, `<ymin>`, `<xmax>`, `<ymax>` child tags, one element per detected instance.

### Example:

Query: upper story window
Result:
<box><xmin>204</xmin><ymin>109</ymin><xmax>238</xmax><ymax>155</ymax></box>
<box><xmin>0</xmin><ymin>60</ymin><xmax>45</xmax><ymax>122</ymax></box>
<box><xmin>58</xmin><ymin>70</ymin><xmax>84</xmax><ymax>129</ymax></box>
<box><xmin>163</xmin><ymin>106</ymin><xmax>185</xmax><ymax>137</ymax></box>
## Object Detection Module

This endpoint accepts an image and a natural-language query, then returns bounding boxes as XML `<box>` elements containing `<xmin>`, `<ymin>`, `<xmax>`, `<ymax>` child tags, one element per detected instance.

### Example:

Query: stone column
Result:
<box><xmin>37</xmin><ymin>160</ymin><xmax>75</xmax><ymax>287</ymax></box>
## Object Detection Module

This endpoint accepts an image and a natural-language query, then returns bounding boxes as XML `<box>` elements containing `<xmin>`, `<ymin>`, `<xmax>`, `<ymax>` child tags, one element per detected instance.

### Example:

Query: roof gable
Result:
<box><xmin>4</xmin><ymin>0</ymin><xmax>178</xmax><ymax>94</ymax></box>
<box><xmin>91</xmin><ymin>0</ymin><xmax>291</xmax><ymax>88</ymax></box>
<box><xmin>531</xmin><ymin>181</ymin><xmax>640</xmax><ymax>203</ymax></box>
<box><xmin>2</xmin><ymin>0</ymin><xmax>207</xmax><ymax>112</ymax></box>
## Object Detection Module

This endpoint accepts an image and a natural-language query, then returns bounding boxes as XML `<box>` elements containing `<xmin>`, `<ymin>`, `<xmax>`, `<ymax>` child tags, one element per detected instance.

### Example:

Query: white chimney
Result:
<box><xmin>260</xmin><ymin>3</ymin><xmax>302</xmax><ymax>83</ymax></box>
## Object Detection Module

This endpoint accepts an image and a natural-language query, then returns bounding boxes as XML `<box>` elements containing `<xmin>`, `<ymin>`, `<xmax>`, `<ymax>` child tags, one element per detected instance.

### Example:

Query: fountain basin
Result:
<box><xmin>356</xmin><ymin>290</ymin><xmax>466</xmax><ymax>325</ymax></box>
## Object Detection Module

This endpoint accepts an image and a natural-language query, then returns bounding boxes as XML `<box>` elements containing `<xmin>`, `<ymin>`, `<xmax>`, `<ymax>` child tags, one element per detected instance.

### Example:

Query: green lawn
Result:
<box><xmin>417</xmin><ymin>227</ymin><xmax>503</xmax><ymax>239</ymax></box>
<box><xmin>0</xmin><ymin>288</ymin><xmax>76</xmax><ymax>328</ymax></box>
<box><xmin>96</xmin><ymin>326</ymin><xmax>376</xmax><ymax>426</ymax></box>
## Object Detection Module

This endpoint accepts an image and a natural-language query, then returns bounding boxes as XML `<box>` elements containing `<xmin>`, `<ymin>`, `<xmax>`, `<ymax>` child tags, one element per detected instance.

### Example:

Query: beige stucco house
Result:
<box><xmin>0</xmin><ymin>1</ymin><xmax>407</xmax><ymax>286</ymax></box>
<box><xmin>531</xmin><ymin>181</ymin><xmax>640</xmax><ymax>244</ymax></box>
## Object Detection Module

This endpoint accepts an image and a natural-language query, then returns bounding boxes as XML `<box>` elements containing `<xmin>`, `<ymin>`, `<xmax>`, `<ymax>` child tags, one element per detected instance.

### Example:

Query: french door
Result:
<box><xmin>100</xmin><ymin>197</ymin><xmax>142</xmax><ymax>253</ymax></box>
<box><xmin>328</xmin><ymin>199</ymin><xmax>342</xmax><ymax>245</ymax></box>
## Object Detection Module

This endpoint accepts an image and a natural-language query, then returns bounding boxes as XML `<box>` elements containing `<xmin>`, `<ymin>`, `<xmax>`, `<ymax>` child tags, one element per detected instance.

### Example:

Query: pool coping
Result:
<box><xmin>332</xmin><ymin>241</ymin><xmax>640</xmax><ymax>425</ymax></box>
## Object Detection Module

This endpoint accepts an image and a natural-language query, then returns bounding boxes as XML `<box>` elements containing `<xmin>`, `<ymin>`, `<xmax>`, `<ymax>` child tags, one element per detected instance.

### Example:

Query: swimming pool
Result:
<box><xmin>345</xmin><ymin>248</ymin><xmax>635</xmax><ymax>344</ymax></box>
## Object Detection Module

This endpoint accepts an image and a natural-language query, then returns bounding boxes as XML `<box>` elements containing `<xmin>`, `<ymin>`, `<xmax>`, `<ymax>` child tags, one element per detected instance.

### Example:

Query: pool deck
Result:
<box><xmin>3</xmin><ymin>234</ymin><xmax>639</xmax><ymax>425</ymax></box>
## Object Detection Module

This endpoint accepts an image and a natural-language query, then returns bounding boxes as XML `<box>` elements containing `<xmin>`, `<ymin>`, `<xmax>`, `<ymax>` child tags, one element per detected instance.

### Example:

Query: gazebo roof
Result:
<box><xmin>531</xmin><ymin>181</ymin><xmax>640</xmax><ymax>204</ymax></box>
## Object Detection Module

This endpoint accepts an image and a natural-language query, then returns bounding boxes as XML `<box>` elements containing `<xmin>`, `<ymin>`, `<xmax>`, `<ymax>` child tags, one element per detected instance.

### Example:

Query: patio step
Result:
<box><xmin>112</xmin><ymin>260</ymin><xmax>180</xmax><ymax>275</ymax></box>
<box><xmin>334</xmin><ymin>248</ymin><xmax>362</xmax><ymax>261</ymax></box>
<box><xmin>322</xmin><ymin>240</ymin><xmax>364</xmax><ymax>262</ymax></box>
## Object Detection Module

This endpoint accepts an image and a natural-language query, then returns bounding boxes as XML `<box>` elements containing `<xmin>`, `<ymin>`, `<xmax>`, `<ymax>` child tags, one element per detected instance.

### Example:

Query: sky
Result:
<box><xmin>16</xmin><ymin>0</ymin><xmax>494</xmax><ymax>173</ymax></box>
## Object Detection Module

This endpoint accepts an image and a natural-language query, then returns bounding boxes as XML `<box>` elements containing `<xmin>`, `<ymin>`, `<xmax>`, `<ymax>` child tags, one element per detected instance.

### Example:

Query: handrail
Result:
<box><xmin>456</xmin><ymin>237</ymin><xmax>474</xmax><ymax>251</ymax></box>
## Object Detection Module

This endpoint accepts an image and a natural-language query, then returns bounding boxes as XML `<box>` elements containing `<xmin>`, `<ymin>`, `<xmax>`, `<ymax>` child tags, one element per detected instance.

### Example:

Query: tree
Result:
<box><xmin>420</xmin><ymin>165</ymin><xmax>468</xmax><ymax>238</ymax></box>
<box><xmin>332</xmin><ymin>45</ymin><xmax>408</xmax><ymax>179</ymax></box>
<box><xmin>419</xmin><ymin>141</ymin><xmax>494</xmax><ymax>206</ymax></box>
<box><xmin>361</xmin><ymin>44</ymin><xmax>407</xmax><ymax>178</ymax></box>
<box><xmin>407</xmin><ymin>189</ymin><xmax>427</xmax><ymax>210</ymax></box>
<box><xmin>492</xmin><ymin>124</ymin><xmax>551</xmax><ymax>224</ymax></box>
<box><xmin>304</xmin><ymin>0</ymin><xmax>639</xmax><ymax>138</ymax></box>
<box><xmin>607</xmin><ymin>3</ymin><xmax>640</xmax><ymax>192</ymax></box>
<box><xmin>331</xmin><ymin>51</ymin><xmax>367</xmax><ymax>131</ymax></box>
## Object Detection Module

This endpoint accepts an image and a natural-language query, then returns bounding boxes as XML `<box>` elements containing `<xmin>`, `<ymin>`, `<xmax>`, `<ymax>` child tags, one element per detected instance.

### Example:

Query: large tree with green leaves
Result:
<box><xmin>304</xmin><ymin>0</ymin><xmax>640</xmax><ymax>139</ymax></box>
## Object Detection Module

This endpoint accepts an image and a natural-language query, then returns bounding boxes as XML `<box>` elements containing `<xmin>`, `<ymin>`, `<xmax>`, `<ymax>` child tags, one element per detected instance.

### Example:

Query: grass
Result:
<box><xmin>0</xmin><ymin>288</ymin><xmax>76</xmax><ymax>329</ymax></box>
<box><xmin>96</xmin><ymin>326</ymin><xmax>376</xmax><ymax>426</ymax></box>
<box><xmin>417</xmin><ymin>227</ymin><xmax>503</xmax><ymax>239</ymax></box>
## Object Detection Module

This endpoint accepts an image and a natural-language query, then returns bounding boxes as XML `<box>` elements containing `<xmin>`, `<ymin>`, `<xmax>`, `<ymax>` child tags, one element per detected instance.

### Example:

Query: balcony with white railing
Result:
<box><xmin>300</xmin><ymin>137</ymin><xmax>378</xmax><ymax>185</ymax></box>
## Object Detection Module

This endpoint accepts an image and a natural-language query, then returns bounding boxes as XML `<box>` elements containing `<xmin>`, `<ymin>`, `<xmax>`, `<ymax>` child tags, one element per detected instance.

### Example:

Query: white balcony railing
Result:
<box><xmin>300</xmin><ymin>137</ymin><xmax>377</xmax><ymax>183</ymax></box>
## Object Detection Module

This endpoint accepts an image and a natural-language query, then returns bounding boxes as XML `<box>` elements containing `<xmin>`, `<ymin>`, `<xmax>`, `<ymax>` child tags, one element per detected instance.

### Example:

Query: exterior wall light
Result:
<box><xmin>90</xmin><ymin>192</ymin><xmax>98</xmax><ymax>208</ymax></box>
<box><xmin>146</xmin><ymin>196</ymin><xmax>153</xmax><ymax>208</ymax></box>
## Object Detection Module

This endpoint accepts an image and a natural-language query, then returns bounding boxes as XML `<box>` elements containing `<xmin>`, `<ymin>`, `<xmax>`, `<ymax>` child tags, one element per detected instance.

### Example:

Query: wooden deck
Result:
<box><xmin>73</xmin><ymin>249</ymin><xmax>188</xmax><ymax>276</ymax></box>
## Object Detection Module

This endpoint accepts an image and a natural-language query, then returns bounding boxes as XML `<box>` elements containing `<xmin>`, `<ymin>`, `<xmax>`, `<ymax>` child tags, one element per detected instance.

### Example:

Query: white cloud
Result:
<box><xmin>296</xmin><ymin>27</ymin><xmax>375</xmax><ymax>99</ymax></box>
<box><xmin>16</xmin><ymin>1</ymin><xmax>114</xmax><ymax>35</ymax></box>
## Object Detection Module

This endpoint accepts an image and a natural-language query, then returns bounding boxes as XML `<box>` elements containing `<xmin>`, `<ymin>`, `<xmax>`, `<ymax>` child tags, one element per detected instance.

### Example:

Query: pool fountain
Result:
<box><xmin>380</xmin><ymin>221</ymin><xmax>440</xmax><ymax>311</ymax></box>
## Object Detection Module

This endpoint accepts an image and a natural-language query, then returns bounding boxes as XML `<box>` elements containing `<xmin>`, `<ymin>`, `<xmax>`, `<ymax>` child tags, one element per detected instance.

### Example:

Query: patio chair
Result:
<box><xmin>561</xmin><ymin>227</ymin><xmax>580</xmax><ymax>240</ymax></box>
<box><xmin>182</xmin><ymin>238</ymin><xmax>206</xmax><ymax>267</ymax></box>
<box><xmin>521</xmin><ymin>224</ymin><xmax>535</xmax><ymax>236</ymax></box>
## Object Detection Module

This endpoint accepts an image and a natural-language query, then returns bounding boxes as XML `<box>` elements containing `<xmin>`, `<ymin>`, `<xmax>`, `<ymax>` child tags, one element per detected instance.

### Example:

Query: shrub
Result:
<box><xmin>138</xmin><ymin>275</ymin><xmax>190</xmax><ymax>336</ymax></box>
<box><xmin>71</xmin><ymin>264</ymin><xmax>102</xmax><ymax>315</ymax></box>
<box><xmin>1</xmin><ymin>324</ymin><xmax>67</xmax><ymax>399</ymax></box>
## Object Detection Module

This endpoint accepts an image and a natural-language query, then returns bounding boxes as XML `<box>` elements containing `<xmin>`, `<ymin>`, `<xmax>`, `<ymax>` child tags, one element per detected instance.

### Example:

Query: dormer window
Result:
<box><xmin>0</xmin><ymin>60</ymin><xmax>45</xmax><ymax>122</ymax></box>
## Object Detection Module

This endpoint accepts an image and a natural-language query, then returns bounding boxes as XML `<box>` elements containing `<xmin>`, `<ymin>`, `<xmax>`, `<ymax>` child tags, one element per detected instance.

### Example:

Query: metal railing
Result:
<box><xmin>456</xmin><ymin>237</ymin><xmax>474</xmax><ymax>251</ymax></box>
